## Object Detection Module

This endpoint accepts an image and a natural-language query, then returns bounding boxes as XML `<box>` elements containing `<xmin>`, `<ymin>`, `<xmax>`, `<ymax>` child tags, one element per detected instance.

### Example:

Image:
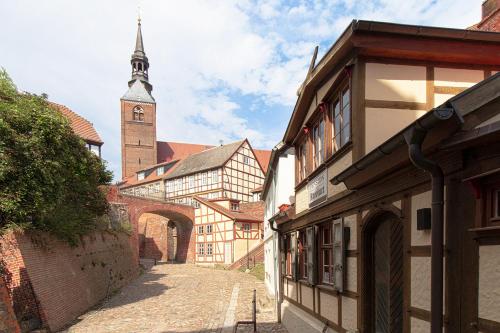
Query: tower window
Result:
<box><xmin>133</xmin><ymin>106</ymin><xmax>144</xmax><ymax>122</ymax></box>
<box><xmin>138</xmin><ymin>63</ymin><xmax>143</xmax><ymax>71</ymax></box>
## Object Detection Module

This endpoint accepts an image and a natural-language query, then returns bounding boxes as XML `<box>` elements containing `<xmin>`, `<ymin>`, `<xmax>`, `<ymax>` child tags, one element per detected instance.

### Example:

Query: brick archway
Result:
<box><xmin>107</xmin><ymin>187</ymin><xmax>195</xmax><ymax>263</ymax></box>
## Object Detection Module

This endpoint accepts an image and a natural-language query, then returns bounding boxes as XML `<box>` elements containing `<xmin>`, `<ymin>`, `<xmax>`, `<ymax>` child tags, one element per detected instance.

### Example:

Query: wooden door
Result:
<box><xmin>373</xmin><ymin>217</ymin><xmax>403</xmax><ymax>333</ymax></box>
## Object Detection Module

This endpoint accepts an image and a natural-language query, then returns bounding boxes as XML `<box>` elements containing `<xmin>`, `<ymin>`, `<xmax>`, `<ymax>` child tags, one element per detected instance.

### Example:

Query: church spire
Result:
<box><xmin>129</xmin><ymin>16</ymin><xmax>152</xmax><ymax>93</ymax></box>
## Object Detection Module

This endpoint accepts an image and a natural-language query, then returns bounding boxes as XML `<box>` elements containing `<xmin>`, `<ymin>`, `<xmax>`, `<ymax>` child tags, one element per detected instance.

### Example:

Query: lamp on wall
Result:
<box><xmin>417</xmin><ymin>208</ymin><xmax>432</xmax><ymax>230</ymax></box>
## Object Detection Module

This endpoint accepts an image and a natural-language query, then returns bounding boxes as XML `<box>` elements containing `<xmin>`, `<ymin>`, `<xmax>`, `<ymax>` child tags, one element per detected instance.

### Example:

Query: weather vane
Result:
<box><xmin>137</xmin><ymin>3</ymin><xmax>142</xmax><ymax>24</ymax></box>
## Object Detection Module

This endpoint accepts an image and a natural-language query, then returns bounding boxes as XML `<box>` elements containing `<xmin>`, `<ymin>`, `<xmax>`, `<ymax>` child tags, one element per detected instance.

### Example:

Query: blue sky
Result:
<box><xmin>0</xmin><ymin>0</ymin><xmax>484</xmax><ymax>181</ymax></box>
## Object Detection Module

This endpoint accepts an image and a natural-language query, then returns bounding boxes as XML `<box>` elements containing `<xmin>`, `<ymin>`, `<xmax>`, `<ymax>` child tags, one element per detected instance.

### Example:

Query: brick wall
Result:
<box><xmin>0</xmin><ymin>275</ymin><xmax>20</xmax><ymax>333</ymax></box>
<box><xmin>0</xmin><ymin>230</ymin><xmax>138</xmax><ymax>332</ymax></box>
<box><xmin>138</xmin><ymin>213</ymin><xmax>169</xmax><ymax>261</ymax></box>
<box><xmin>470</xmin><ymin>0</ymin><xmax>500</xmax><ymax>32</ymax></box>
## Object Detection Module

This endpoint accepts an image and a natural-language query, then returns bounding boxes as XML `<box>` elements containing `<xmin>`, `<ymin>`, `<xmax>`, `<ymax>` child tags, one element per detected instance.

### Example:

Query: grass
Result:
<box><xmin>239</xmin><ymin>263</ymin><xmax>265</xmax><ymax>281</ymax></box>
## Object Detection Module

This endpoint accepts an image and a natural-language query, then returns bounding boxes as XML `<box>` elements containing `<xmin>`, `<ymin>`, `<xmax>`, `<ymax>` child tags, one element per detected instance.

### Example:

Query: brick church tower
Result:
<box><xmin>120</xmin><ymin>18</ymin><xmax>157</xmax><ymax>179</ymax></box>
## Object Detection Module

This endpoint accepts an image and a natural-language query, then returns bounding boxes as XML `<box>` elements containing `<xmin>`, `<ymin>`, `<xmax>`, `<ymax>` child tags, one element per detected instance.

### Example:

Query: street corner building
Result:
<box><xmin>261</xmin><ymin>4</ymin><xmax>500</xmax><ymax>333</ymax></box>
<box><xmin>116</xmin><ymin>18</ymin><xmax>271</xmax><ymax>266</ymax></box>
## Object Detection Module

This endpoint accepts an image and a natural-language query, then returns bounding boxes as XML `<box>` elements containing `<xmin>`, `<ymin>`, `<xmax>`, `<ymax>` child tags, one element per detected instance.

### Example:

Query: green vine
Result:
<box><xmin>0</xmin><ymin>69</ymin><xmax>113</xmax><ymax>245</ymax></box>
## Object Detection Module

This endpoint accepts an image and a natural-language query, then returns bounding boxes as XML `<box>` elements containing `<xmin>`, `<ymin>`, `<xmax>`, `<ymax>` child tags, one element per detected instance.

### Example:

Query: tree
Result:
<box><xmin>0</xmin><ymin>69</ymin><xmax>112</xmax><ymax>244</ymax></box>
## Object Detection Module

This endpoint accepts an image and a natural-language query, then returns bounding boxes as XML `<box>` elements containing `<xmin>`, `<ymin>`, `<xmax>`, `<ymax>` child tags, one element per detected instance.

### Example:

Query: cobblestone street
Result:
<box><xmin>62</xmin><ymin>264</ymin><xmax>287</xmax><ymax>333</ymax></box>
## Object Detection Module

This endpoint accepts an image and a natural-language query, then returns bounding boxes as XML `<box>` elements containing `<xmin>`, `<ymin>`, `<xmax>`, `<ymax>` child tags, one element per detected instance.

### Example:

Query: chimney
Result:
<box><xmin>482</xmin><ymin>0</ymin><xmax>500</xmax><ymax>19</ymax></box>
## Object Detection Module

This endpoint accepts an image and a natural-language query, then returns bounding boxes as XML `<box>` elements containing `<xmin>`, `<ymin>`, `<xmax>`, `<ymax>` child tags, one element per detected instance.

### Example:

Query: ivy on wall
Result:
<box><xmin>0</xmin><ymin>69</ymin><xmax>113</xmax><ymax>245</ymax></box>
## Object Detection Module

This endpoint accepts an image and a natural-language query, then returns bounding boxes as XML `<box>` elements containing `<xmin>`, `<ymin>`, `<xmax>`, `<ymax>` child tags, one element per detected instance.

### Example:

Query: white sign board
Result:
<box><xmin>308</xmin><ymin>169</ymin><xmax>327</xmax><ymax>208</ymax></box>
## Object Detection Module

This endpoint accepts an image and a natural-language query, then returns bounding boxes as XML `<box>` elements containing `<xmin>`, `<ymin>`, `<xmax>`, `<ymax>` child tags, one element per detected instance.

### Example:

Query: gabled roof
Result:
<box><xmin>253</xmin><ymin>149</ymin><xmax>272</xmax><ymax>173</ymax></box>
<box><xmin>49</xmin><ymin>102</ymin><xmax>103</xmax><ymax>144</ymax></box>
<box><xmin>119</xmin><ymin>159</ymin><xmax>179</xmax><ymax>188</ymax></box>
<box><xmin>157</xmin><ymin>141</ymin><xmax>214</xmax><ymax>163</ymax></box>
<box><xmin>121</xmin><ymin>79</ymin><xmax>155</xmax><ymax>103</ymax></box>
<box><xmin>165</xmin><ymin>140</ymin><xmax>245</xmax><ymax>179</ymax></box>
<box><xmin>194</xmin><ymin>196</ymin><xmax>263</xmax><ymax>222</ymax></box>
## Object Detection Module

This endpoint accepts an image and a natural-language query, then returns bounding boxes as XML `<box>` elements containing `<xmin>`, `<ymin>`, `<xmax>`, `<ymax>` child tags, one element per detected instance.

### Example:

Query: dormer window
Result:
<box><xmin>157</xmin><ymin>166</ymin><xmax>165</xmax><ymax>175</ymax></box>
<box><xmin>133</xmin><ymin>106</ymin><xmax>144</xmax><ymax>122</ymax></box>
<box><xmin>231</xmin><ymin>202</ymin><xmax>239</xmax><ymax>211</ymax></box>
<box><xmin>137</xmin><ymin>172</ymin><xmax>145</xmax><ymax>181</ymax></box>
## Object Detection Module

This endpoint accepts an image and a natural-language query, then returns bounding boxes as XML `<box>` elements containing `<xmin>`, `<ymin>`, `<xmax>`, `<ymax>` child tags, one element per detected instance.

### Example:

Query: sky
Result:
<box><xmin>0</xmin><ymin>0</ymin><xmax>484</xmax><ymax>181</ymax></box>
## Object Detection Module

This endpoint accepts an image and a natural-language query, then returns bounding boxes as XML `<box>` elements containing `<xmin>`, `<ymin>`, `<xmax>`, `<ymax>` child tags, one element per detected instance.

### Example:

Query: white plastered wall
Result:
<box><xmin>478</xmin><ymin>245</ymin><xmax>500</xmax><ymax>322</ymax></box>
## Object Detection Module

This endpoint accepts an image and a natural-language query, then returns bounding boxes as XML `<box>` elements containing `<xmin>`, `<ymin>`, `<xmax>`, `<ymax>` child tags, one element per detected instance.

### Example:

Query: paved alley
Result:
<box><xmin>62</xmin><ymin>264</ymin><xmax>287</xmax><ymax>333</ymax></box>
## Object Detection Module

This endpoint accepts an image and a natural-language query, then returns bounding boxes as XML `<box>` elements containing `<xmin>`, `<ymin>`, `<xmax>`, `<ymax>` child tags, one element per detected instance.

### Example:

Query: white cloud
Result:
<box><xmin>0</xmin><ymin>0</ymin><xmax>484</xmax><ymax>180</ymax></box>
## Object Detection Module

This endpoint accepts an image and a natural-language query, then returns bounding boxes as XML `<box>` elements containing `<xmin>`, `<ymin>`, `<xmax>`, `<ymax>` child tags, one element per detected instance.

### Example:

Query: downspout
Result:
<box><xmin>269</xmin><ymin>219</ymin><xmax>282</xmax><ymax>323</ymax></box>
<box><xmin>405</xmin><ymin>124</ymin><xmax>445</xmax><ymax>333</ymax></box>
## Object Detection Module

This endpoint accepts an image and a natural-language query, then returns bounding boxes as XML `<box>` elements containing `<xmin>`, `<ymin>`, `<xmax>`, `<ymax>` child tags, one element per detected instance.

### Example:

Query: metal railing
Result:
<box><xmin>234</xmin><ymin>289</ymin><xmax>257</xmax><ymax>333</ymax></box>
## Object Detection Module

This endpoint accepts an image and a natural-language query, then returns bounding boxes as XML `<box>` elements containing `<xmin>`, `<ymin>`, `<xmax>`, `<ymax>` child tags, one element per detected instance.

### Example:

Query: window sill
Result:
<box><xmin>316</xmin><ymin>284</ymin><xmax>338</xmax><ymax>295</ymax></box>
<box><xmin>298</xmin><ymin>279</ymin><xmax>313</xmax><ymax>287</ymax></box>
<box><xmin>469</xmin><ymin>226</ymin><xmax>500</xmax><ymax>239</ymax></box>
<box><xmin>295</xmin><ymin>143</ymin><xmax>353</xmax><ymax>191</ymax></box>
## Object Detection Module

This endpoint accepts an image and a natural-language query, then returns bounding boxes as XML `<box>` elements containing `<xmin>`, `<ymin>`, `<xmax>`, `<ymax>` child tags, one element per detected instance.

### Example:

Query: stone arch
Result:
<box><xmin>106</xmin><ymin>187</ymin><xmax>195</xmax><ymax>263</ymax></box>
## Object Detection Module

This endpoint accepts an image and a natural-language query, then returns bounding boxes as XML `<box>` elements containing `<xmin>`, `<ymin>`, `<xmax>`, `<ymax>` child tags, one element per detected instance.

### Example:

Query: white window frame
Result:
<box><xmin>137</xmin><ymin>172</ymin><xmax>145</xmax><ymax>181</ymax></box>
<box><xmin>243</xmin><ymin>156</ymin><xmax>250</xmax><ymax>165</ymax></box>
<box><xmin>157</xmin><ymin>166</ymin><xmax>165</xmax><ymax>175</ymax></box>
<box><xmin>207</xmin><ymin>243</ymin><xmax>213</xmax><ymax>255</ymax></box>
<box><xmin>202</xmin><ymin>172</ymin><xmax>208</xmax><ymax>185</ymax></box>
<box><xmin>198</xmin><ymin>225</ymin><xmax>204</xmax><ymax>234</ymax></box>
<box><xmin>212</xmin><ymin>170</ymin><xmax>218</xmax><ymax>184</ymax></box>
<box><xmin>206</xmin><ymin>224</ymin><xmax>213</xmax><ymax>234</ymax></box>
<box><xmin>198</xmin><ymin>243</ymin><xmax>204</xmax><ymax>255</ymax></box>
<box><xmin>189</xmin><ymin>175</ymin><xmax>195</xmax><ymax>188</ymax></box>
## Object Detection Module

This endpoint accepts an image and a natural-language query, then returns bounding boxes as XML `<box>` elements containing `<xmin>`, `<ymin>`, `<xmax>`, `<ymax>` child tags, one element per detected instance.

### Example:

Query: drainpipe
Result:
<box><xmin>269</xmin><ymin>219</ymin><xmax>282</xmax><ymax>323</ymax></box>
<box><xmin>405</xmin><ymin>123</ymin><xmax>446</xmax><ymax>333</ymax></box>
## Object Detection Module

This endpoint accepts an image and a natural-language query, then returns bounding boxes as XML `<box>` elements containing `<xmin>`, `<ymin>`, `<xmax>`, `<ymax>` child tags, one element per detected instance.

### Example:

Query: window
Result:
<box><xmin>157</xmin><ymin>166</ymin><xmax>165</xmax><ymax>175</ymax></box>
<box><xmin>175</xmin><ymin>179</ymin><xmax>182</xmax><ymax>191</ymax></box>
<box><xmin>319</xmin><ymin>222</ymin><xmax>333</xmax><ymax>285</ymax></box>
<box><xmin>166</xmin><ymin>181</ymin><xmax>173</xmax><ymax>193</ymax></box>
<box><xmin>299</xmin><ymin>230</ymin><xmax>308</xmax><ymax>279</ymax></box>
<box><xmin>284</xmin><ymin>235</ymin><xmax>292</xmax><ymax>276</ymax></box>
<box><xmin>243</xmin><ymin>156</ymin><xmax>250</xmax><ymax>165</ymax></box>
<box><xmin>331</xmin><ymin>87</ymin><xmax>351</xmax><ymax>153</ymax></box>
<box><xmin>198</xmin><ymin>225</ymin><xmax>204</xmax><ymax>234</ymax></box>
<box><xmin>202</xmin><ymin>173</ymin><xmax>208</xmax><ymax>185</ymax></box>
<box><xmin>89</xmin><ymin>144</ymin><xmax>100</xmax><ymax>156</ymax></box>
<box><xmin>243</xmin><ymin>223</ymin><xmax>250</xmax><ymax>231</ymax></box>
<box><xmin>137</xmin><ymin>172</ymin><xmax>145</xmax><ymax>181</ymax></box>
<box><xmin>193</xmin><ymin>200</ymin><xmax>200</xmax><ymax>208</ymax></box>
<box><xmin>206</xmin><ymin>224</ymin><xmax>213</xmax><ymax>234</ymax></box>
<box><xmin>189</xmin><ymin>175</ymin><xmax>195</xmax><ymax>188</ymax></box>
<box><xmin>212</xmin><ymin>170</ymin><xmax>218</xmax><ymax>184</ymax></box>
<box><xmin>197</xmin><ymin>243</ymin><xmax>204</xmax><ymax>255</ymax></box>
<box><xmin>133</xmin><ymin>106</ymin><xmax>144</xmax><ymax>122</ymax></box>
<box><xmin>231</xmin><ymin>202</ymin><xmax>239</xmax><ymax>211</ymax></box>
<box><xmin>207</xmin><ymin>243</ymin><xmax>213</xmax><ymax>255</ymax></box>
<box><xmin>154</xmin><ymin>183</ymin><xmax>160</xmax><ymax>193</ymax></box>
<box><xmin>313</xmin><ymin>119</ymin><xmax>325</xmax><ymax>169</ymax></box>
<box><xmin>298</xmin><ymin>139</ymin><xmax>308</xmax><ymax>181</ymax></box>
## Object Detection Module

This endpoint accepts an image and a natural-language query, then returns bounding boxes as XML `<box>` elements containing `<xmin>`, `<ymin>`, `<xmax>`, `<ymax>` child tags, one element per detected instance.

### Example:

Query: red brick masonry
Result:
<box><xmin>0</xmin><ymin>231</ymin><xmax>138</xmax><ymax>332</ymax></box>
<box><xmin>0</xmin><ymin>275</ymin><xmax>20</xmax><ymax>333</ymax></box>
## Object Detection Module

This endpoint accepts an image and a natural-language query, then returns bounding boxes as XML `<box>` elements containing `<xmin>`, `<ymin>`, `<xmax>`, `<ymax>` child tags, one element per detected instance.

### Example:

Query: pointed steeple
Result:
<box><xmin>134</xmin><ymin>18</ymin><xmax>145</xmax><ymax>55</ymax></box>
<box><xmin>129</xmin><ymin>16</ymin><xmax>152</xmax><ymax>93</ymax></box>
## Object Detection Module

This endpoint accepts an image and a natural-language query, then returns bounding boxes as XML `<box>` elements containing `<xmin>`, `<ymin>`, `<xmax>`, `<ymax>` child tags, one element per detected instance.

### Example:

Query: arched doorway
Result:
<box><xmin>363</xmin><ymin>210</ymin><xmax>404</xmax><ymax>333</ymax></box>
<box><xmin>167</xmin><ymin>220</ymin><xmax>178</xmax><ymax>262</ymax></box>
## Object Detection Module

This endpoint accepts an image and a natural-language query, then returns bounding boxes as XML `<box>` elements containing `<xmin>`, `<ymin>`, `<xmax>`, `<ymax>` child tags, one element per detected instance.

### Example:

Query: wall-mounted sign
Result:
<box><xmin>308</xmin><ymin>169</ymin><xmax>327</xmax><ymax>208</ymax></box>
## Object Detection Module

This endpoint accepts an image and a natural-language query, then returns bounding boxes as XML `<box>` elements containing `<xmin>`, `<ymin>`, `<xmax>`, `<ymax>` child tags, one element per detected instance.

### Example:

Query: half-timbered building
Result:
<box><xmin>269</xmin><ymin>18</ymin><xmax>500</xmax><ymax>333</ymax></box>
<box><xmin>193</xmin><ymin>197</ymin><xmax>264</xmax><ymax>265</ymax></box>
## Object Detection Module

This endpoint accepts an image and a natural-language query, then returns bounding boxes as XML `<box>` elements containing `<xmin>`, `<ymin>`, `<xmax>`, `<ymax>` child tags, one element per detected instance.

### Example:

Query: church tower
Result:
<box><xmin>120</xmin><ymin>17</ymin><xmax>157</xmax><ymax>179</ymax></box>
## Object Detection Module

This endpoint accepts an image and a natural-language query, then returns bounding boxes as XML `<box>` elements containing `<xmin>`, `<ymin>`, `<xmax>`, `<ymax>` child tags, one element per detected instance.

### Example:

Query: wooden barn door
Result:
<box><xmin>372</xmin><ymin>216</ymin><xmax>403</xmax><ymax>333</ymax></box>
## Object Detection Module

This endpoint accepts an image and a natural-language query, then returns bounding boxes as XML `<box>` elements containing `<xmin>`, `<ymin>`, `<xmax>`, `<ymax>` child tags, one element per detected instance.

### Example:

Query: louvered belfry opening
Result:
<box><xmin>369</xmin><ymin>212</ymin><xmax>404</xmax><ymax>333</ymax></box>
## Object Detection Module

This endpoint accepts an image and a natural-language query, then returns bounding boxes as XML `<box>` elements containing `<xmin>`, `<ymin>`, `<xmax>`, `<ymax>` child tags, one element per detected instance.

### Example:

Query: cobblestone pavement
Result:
<box><xmin>62</xmin><ymin>264</ymin><xmax>288</xmax><ymax>333</ymax></box>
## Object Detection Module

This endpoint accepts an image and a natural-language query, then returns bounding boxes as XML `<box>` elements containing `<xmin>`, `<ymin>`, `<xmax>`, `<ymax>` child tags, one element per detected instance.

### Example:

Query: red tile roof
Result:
<box><xmin>120</xmin><ymin>160</ymin><xmax>179</xmax><ymax>188</ymax></box>
<box><xmin>157</xmin><ymin>141</ymin><xmax>213</xmax><ymax>163</ymax></box>
<box><xmin>48</xmin><ymin>102</ymin><xmax>103</xmax><ymax>144</ymax></box>
<box><xmin>253</xmin><ymin>149</ymin><xmax>272</xmax><ymax>173</ymax></box>
<box><xmin>194</xmin><ymin>197</ymin><xmax>264</xmax><ymax>222</ymax></box>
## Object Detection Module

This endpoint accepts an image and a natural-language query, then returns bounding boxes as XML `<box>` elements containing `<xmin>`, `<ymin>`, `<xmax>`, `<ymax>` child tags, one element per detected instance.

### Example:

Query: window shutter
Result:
<box><xmin>306</xmin><ymin>226</ymin><xmax>318</xmax><ymax>285</ymax></box>
<box><xmin>291</xmin><ymin>232</ymin><xmax>298</xmax><ymax>281</ymax></box>
<box><xmin>332</xmin><ymin>218</ymin><xmax>344</xmax><ymax>292</ymax></box>
<box><xmin>280</xmin><ymin>234</ymin><xmax>286</xmax><ymax>276</ymax></box>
